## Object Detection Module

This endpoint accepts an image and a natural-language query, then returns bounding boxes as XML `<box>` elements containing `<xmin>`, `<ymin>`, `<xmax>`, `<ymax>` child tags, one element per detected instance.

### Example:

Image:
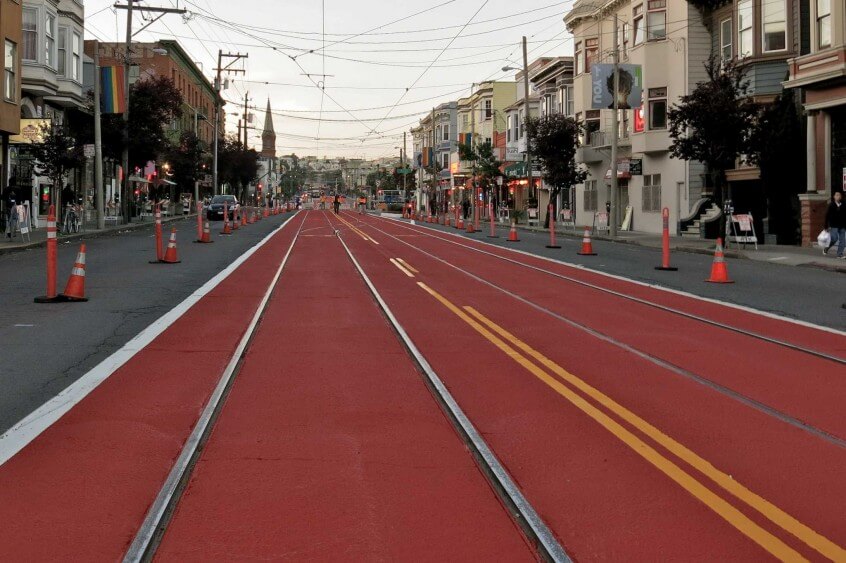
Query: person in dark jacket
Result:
<box><xmin>462</xmin><ymin>198</ymin><xmax>470</xmax><ymax>219</ymax></box>
<box><xmin>824</xmin><ymin>191</ymin><xmax>845</xmax><ymax>258</ymax></box>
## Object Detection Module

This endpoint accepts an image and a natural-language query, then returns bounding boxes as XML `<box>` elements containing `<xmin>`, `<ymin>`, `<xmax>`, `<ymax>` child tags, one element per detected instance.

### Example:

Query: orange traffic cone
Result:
<box><xmin>161</xmin><ymin>228</ymin><xmax>181</xmax><ymax>264</ymax></box>
<box><xmin>457</xmin><ymin>217</ymin><xmax>464</xmax><ymax>230</ymax></box>
<box><xmin>466</xmin><ymin>219</ymin><xmax>475</xmax><ymax>233</ymax></box>
<box><xmin>577</xmin><ymin>228</ymin><xmax>597</xmax><ymax>256</ymax></box>
<box><xmin>507</xmin><ymin>221</ymin><xmax>520</xmax><ymax>242</ymax></box>
<box><xmin>196</xmin><ymin>220</ymin><xmax>214</xmax><ymax>243</ymax></box>
<box><xmin>220</xmin><ymin>217</ymin><xmax>232</xmax><ymax>235</ymax></box>
<box><xmin>241</xmin><ymin>210</ymin><xmax>247</xmax><ymax>227</ymax></box>
<box><xmin>232</xmin><ymin>211</ymin><xmax>240</xmax><ymax>230</ymax></box>
<box><xmin>705</xmin><ymin>238</ymin><xmax>733</xmax><ymax>283</ymax></box>
<box><xmin>60</xmin><ymin>244</ymin><xmax>88</xmax><ymax>302</ymax></box>
<box><xmin>249</xmin><ymin>209</ymin><xmax>256</xmax><ymax>224</ymax></box>
<box><xmin>445</xmin><ymin>214</ymin><xmax>451</xmax><ymax>227</ymax></box>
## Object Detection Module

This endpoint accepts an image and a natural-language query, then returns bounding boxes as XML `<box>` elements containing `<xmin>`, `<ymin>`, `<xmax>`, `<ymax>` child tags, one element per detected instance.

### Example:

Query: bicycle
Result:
<box><xmin>63</xmin><ymin>204</ymin><xmax>81</xmax><ymax>234</ymax></box>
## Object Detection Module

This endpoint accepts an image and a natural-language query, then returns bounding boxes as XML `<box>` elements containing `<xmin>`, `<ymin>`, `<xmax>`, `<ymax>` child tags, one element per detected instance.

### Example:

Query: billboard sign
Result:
<box><xmin>590</xmin><ymin>64</ymin><xmax>643</xmax><ymax>110</ymax></box>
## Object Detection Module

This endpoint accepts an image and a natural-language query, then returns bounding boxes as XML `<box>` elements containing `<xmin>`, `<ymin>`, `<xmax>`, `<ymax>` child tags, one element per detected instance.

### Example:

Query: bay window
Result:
<box><xmin>565</xmin><ymin>86</ymin><xmax>574</xmax><ymax>116</ymax></box>
<box><xmin>762</xmin><ymin>0</ymin><xmax>786</xmax><ymax>52</ymax></box>
<box><xmin>57</xmin><ymin>28</ymin><xmax>66</xmax><ymax>76</ymax></box>
<box><xmin>622</xmin><ymin>22</ymin><xmax>629</xmax><ymax>56</ymax></box>
<box><xmin>648</xmin><ymin>88</ymin><xmax>667</xmax><ymax>130</ymax></box>
<box><xmin>647</xmin><ymin>0</ymin><xmax>666</xmax><ymax>41</ymax></box>
<box><xmin>817</xmin><ymin>0</ymin><xmax>831</xmax><ymax>49</ymax></box>
<box><xmin>633</xmin><ymin>5</ymin><xmax>644</xmax><ymax>45</ymax></box>
<box><xmin>72</xmin><ymin>32</ymin><xmax>81</xmax><ymax>81</ymax></box>
<box><xmin>22</xmin><ymin>9</ymin><xmax>37</xmax><ymax>61</ymax></box>
<box><xmin>720</xmin><ymin>18</ymin><xmax>732</xmax><ymax>61</ymax></box>
<box><xmin>738</xmin><ymin>0</ymin><xmax>753</xmax><ymax>57</ymax></box>
<box><xmin>45</xmin><ymin>13</ymin><xmax>56</xmax><ymax>68</ymax></box>
<box><xmin>585</xmin><ymin>38</ymin><xmax>598</xmax><ymax>72</ymax></box>
<box><xmin>574</xmin><ymin>42</ymin><xmax>582</xmax><ymax>75</ymax></box>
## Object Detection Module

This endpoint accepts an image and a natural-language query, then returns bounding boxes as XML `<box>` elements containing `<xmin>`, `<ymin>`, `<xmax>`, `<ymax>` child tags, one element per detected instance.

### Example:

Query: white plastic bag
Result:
<box><xmin>817</xmin><ymin>229</ymin><xmax>831</xmax><ymax>248</ymax></box>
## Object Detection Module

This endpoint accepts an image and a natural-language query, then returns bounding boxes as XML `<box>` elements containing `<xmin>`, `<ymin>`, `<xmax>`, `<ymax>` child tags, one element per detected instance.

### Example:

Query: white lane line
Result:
<box><xmin>389</xmin><ymin>258</ymin><xmax>415</xmax><ymax>278</ymax></box>
<box><xmin>378</xmin><ymin>216</ymin><xmax>846</xmax><ymax>338</ymax></box>
<box><xmin>0</xmin><ymin>213</ymin><xmax>300</xmax><ymax>467</ymax></box>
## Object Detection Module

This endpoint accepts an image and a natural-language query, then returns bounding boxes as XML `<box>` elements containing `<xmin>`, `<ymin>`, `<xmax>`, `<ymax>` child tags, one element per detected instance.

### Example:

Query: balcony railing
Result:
<box><xmin>585</xmin><ymin>128</ymin><xmax>630</xmax><ymax>148</ymax></box>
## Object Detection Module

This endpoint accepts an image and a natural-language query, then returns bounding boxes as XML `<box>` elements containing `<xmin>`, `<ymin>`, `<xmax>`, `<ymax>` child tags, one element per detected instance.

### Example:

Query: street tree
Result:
<box><xmin>101</xmin><ymin>76</ymin><xmax>183</xmax><ymax>170</ymax></box>
<box><xmin>668</xmin><ymin>57</ymin><xmax>758</xmax><ymax>208</ymax></box>
<box><xmin>29</xmin><ymin>121</ymin><xmax>86</xmax><ymax>211</ymax></box>
<box><xmin>217</xmin><ymin>136</ymin><xmax>258</xmax><ymax>202</ymax></box>
<box><xmin>459</xmin><ymin>138</ymin><xmax>502</xmax><ymax>207</ymax></box>
<box><xmin>747</xmin><ymin>87</ymin><xmax>804</xmax><ymax>244</ymax></box>
<box><xmin>526</xmin><ymin>114</ymin><xmax>587</xmax><ymax>227</ymax></box>
<box><xmin>280</xmin><ymin>154</ymin><xmax>307</xmax><ymax>197</ymax></box>
<box><xmin>164</xmin><ymin>132</ymin><xmax>208</xmax><ymax>200</ymax></box>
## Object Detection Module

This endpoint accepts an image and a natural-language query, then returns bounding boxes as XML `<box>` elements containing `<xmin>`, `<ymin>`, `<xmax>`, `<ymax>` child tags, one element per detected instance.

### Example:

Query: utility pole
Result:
<box><xmin>243</xmin><ymin>91</ymin><xmax>249</xmax><ymax>147</ymax></box>
<box><xmin>470</xmin><ymin>95</ymin><xmax>476</xmax><ymax>226</ymax></box>
<box><xmin>93</xmin><ymin>41</ymin><xmax>105</xmax><ymax>230</ymax></box>
<box><xmin>610</xmin><ymin>15</ymin><xmax>620</xmax><ymax>239</ymax></box>
<box><xmin>213</xmin><ymin>50</ymin><xmax>248</xmax><ymax>196</ymax></box>
<box><xmin>522</xmin><ymin>36</ymin><xmax>533</xmax><ymax>223</ymax></box>
<box><xmin>114</xmin><ymin>1</ymin><xmax>186</xmax><ymax>223</ymax></box>
<box><xmin>402</xmin><ymin>131</ymin><xmax>407</xmax><ymax>202</ymax></box>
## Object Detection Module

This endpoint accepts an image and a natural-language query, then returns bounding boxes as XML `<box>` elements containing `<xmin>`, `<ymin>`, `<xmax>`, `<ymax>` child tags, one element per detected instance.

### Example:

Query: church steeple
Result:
<box><xmin>261</xmin><ymin>99</ymin><xmax>276</xmax><ymax>159</ymax></box>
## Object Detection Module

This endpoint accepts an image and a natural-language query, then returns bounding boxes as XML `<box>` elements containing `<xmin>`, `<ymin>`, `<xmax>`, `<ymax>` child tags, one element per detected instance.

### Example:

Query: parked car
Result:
<box><xmin>206</xmin><ymin>195</ymin><xmax>239</xmax><ymax>220</ymax></box>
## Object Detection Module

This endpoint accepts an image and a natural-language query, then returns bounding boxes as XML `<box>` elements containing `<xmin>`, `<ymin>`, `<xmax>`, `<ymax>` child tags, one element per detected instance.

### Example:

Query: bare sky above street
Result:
<box><xmin>84</xmin><ymin>1</ymin><xmax>574</xmax><ymax>159</ymax></box>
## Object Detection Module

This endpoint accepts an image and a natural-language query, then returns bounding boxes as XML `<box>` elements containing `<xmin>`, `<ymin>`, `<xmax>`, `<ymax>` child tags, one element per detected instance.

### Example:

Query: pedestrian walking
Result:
<box><xmin>462</xmin><ymin>198</ymin><xmax>470</xmax><ymax>220</ymax></box>
<box><xmin>4</xmin><ymin>187</ymin><xmax>18</xmax><ymax>239</ymax></box>
<box><xmin>333</xmin><ymin>194</ymin><xmax>341</xmax><ymax>214</ymax></box>
<box><xmin>823</xmin><ymin>191</ymin><xmax>845</xmax><ymax>259</ymax></box>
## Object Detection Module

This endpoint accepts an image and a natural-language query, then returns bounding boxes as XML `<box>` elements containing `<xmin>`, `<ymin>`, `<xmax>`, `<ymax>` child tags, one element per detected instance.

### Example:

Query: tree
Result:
<box><xmin>280</xmin><ymin>154</ymin><xmax>307</xmax><ymax>197</ymax></box>
<box><xmin>29</xmin><ymin>121</ymin><xmax>85</xmax><ymax>211</ymax></box>
<box><xmin>101</xmin><ymin>76</ymin><xmax>183</xmax><ymax>170</ymax></box>
<box><xmin>668</xmin><ymin>57</ymin><xmax>758</xmax><ymax>210</ymax></box>
<box><xmin>747</xmin><ymin>88</ymin><xmax>804</xmax><ymax>244</ymax></box>
<box><xmin>526</xmin><ymin>114</ymin><xmax>588</xmax><ymax>227</ymax></box>
<box><xmin>217</xmin><ymin>136</ymin><xmax>258</xmax><ymax>201</ymax></box>
<box><xmin>164</xmin><ymin>132</ymin><xmax>208</xmax><ymax>199</ymax></box>
<box><xmin>459</xmin><ymin>138</ymin><xmax>503</xmax><ymax>210</ymax></box>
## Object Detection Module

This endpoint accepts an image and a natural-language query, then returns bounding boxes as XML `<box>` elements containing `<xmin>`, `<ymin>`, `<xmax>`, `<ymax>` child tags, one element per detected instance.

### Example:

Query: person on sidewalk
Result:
<box><xmin>462</xmin><ymin>198</ymin><xmax>470</xmax><ymax>220</ymax></box>
<box><xmin>824</xmin><ymin>191</ymin><xmax>845</xmax><ymax>259</ymax></box>
<box><xmin>4</xmin><ymin>187</ymin><xmax>17</xmax><ymax>239</ymax></box>
<box><xmin>333</xmin><ymin>194</ymin><xmax>340</xmax><ymax>215</ymax></box>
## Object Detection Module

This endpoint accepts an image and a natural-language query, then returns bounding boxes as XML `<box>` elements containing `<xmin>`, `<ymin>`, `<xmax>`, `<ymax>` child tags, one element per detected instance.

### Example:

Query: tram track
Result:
<box><xmin>345</xmin><ymin>212</ymin><xmax>846</xmax><ymax>448</ymax></box>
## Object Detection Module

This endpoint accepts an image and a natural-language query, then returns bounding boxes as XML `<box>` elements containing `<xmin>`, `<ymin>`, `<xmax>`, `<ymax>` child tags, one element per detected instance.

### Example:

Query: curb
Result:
<box><xmin>0</xmin><ymin>214</ymin><xmax>193</xmax><ymax>256</ymax></box>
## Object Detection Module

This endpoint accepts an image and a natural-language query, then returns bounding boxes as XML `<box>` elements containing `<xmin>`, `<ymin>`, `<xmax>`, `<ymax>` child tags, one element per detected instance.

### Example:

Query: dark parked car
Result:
<box><xmin>206</xmin><ymin>195</ymin><xmax>240</xmax><ymax>220</ymax></box>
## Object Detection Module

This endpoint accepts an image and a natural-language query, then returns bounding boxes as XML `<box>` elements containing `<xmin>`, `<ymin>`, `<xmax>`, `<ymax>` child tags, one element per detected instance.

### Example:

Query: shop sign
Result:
<box><xmin>505</xmin><ymin>146</ymin><xmax>520</xmax><ymax>160</ymax></box>
<box><xmin>10</xmin><ymin>119</ymin><xmax>50</xmax><ymax>144</ymax></box>
<box><xmin>629</xmin><ymin>158</ymin><xmax>643</xmax><ymax>175</ymax></box>
<box><xmin>83</xmin><ymin>144</ymin><xmax>95</xmax><ymax>158</ymax></box>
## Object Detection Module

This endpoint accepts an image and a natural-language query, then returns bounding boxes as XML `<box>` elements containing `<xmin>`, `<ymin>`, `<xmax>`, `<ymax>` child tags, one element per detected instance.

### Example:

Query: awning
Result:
<box><xmin>504</xmin><ymin>162</ymin><xmax>527</xmax><ymax>178</ymax></box>
<box><xmin>128</xmin><ymin>175</ymin><xmax>150</xmax><ymax>184</ymax></box>
<box><xmin>160</xmin><ymin>178</ymin><xmax>177</xmax><ymax>186</ymax></box>
<box><xmin>604</xmin><ymin>169</ymin><xmax>632</xmax><ymax>180</ymax></box>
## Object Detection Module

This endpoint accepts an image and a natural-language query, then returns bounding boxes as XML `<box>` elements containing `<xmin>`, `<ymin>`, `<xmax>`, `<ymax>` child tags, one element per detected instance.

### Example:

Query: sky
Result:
<box><xmin>83</xmin><ymin>1</ymin><xmax>575</xmax><ymax>160</ymax></box>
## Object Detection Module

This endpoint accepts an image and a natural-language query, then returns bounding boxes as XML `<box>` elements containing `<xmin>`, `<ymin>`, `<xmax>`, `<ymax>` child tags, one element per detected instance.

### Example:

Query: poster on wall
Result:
<box><xmin>590</xmin><ymin>64</ymin><xmax>643</xmax><ymax>110</ymax></box>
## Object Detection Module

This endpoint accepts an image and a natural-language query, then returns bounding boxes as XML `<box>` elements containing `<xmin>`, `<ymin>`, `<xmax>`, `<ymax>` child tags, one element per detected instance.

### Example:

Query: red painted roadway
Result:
<box><xmin>0</xmin><ymin>210</ymin><xmax>533</xmax><ymax>561</ymax></box>
<box><xmin>328</xmin><ymin>211</ymin><xmax>846</xmax><ymax>561</ymax></box>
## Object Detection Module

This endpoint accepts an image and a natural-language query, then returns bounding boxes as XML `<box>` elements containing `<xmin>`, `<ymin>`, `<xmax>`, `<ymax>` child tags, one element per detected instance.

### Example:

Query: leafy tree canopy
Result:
<box><xmin>525</xmin><ymin>114</ymin><xmax>587</xmax><ymax>196</ymax></box>
<box><xmin>29</xmin><ymin>121</ymin><xmax>86</xmax><ymax>208</ymax></box>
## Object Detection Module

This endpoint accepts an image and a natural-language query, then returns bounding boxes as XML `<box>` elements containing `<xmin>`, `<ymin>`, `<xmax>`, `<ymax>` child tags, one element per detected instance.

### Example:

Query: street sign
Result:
<box><xmin>396</xmin><ymin>168</ymin><xmax>413</xmax><ymax>175</ymax></box>
<box><xmin>629</xmin><ymin>158</ymin><xmax>643</xmax><ymax>175</ymax></box>
<box><xmin>83</xmin><ymin>144</ymin><xmax>95</xmax><ymax>158</ymax></box>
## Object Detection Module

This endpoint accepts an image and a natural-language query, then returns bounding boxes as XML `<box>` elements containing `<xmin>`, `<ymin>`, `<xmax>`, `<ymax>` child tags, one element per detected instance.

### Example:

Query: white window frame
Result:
<box><xmin>584</xmin><ymin>180</ymin><xmax>598</xmax><ymax>212</ymax></box>
<box><xmin>816</xmin><ymin>0</ymin><xmax>831</xmax><ymax>49</ymax></box>
<box><xmin>442</xmin><ymin>122</ymin><xmax>449</xmax><ymax>141</ymax></box>
<box><xmin>45</xmin><ymin>11</ymin><xmax>57</xmax><ymax>69</ymax></box>
<box><xmin>633</xmin><ymin>5</ymin><xmax>644</xmax><ymax>46</ymax></box>
<box><xmin>72</xmin><ymin>32</ymin><xmax>81</xmax><ymax>82</ymax></box>
<box><xmin>484</xmin><ymin>99</ymin><xmax>492</xmax><ymax>121</ymax></box>
<box><xmin>4</xmin><ymin>40</ymin><xmax>15</xmax><ymax>102</ymax></box>
<box><xmin>442</xmin><ymin>152</ymin><xmax>449</xmax><ymax>169</ymax></box>
<box><xmin>646</xmin><ymin>0</ymin><xmax>666</xmax><ymax>41</ymax></box>
<box><xmin>507</xmin><ymin>115</ymin><xmax>512</xmax><ymax>142</ymax></box>
<box><xmin>518</xmin><ymin>108</ymin><xmax>524</xmax><ymax>138</ymax></box>
<box><xmin>22</xmin><ymin>8</ymin><xmax>38</xmax><ymax>62</ymax></box>
<box><xmin>643</xmin><ymin>174</ymin><xmax>662</xmax><ymax>212</ymax></box>
<box><xmin>720</xmin><ymin>18</ymin><xmax>733</xmax><ymax>61</ymax></box>
<box><xmin>648</xmin><ymin>87</ymin><xmax>667</xmax><ymax>130</ymax></box>
<box><xmin>761</xmin><ymin>0</ymin><xmax>787</xmax><ymax>53</ymax></box>
<box><xmin>574</xmin><ymin>42</ymin><xmax>582</xmax><ymax>75</ymax></box>
<box><xmin>565</xmin><ymin>85</ymin><xmax>574</xmax><ymax>117</ymax></box>
<box><xmin>57</xmin><ymin>26</ymin><xmax>67</xmax><ymax>76</ymax></box>
<box><xmin>738</xmin><ymin>0</ymin><xmax>753</xmax><ymax>58</ymax></box>
<box><xmin>622</xmin><ymin>22</ymin><xmax>630</xmax><ymax>56</ymax></box>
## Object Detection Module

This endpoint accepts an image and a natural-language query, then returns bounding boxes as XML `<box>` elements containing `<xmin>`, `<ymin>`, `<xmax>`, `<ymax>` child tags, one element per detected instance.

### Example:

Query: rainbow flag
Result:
<box><xmin>101</xmin><ymin>66</ymin><xmax>126</xmax><ymax>114</ymax></box>
<box><xmin>458</xmin><ymin>132</ymin><xmax>473</xmax><ymax>147</ymax></box>
<box><xmin>421</xmin><ymin>147</ymin><xmax>433</xmax><ymax>167</ymax></box>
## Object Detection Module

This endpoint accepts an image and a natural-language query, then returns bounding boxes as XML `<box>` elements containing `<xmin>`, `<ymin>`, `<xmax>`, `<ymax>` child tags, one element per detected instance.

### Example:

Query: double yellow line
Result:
<box><xmin>334</xmin><ymin>213</ymin><xmax>379</xmax><ymax>244</ymax></box>
<box><xmin>418</xmin><ymin>281</ymin><xmax>843</xmax><ymax>562</ymax></box>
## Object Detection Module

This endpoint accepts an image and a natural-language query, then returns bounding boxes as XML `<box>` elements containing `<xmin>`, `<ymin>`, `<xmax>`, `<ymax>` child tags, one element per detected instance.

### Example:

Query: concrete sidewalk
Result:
<box><xmin>1</xmin><ymin>213</ymin><xmax>195</xmax><ymax>255</ymax></box>
<box><xmin>448</xmin><ymin>216</ymin><xmax>846</xmax><ymax>274</ymax></box>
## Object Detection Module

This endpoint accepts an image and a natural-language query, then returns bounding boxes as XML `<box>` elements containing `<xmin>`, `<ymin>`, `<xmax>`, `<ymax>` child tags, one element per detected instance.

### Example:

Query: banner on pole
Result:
<box><xmin>101</xmin><ymin>66</ymin><xmax>127</xmax><ymax>114</ymax></box>
<box><xmin>590</xmin><ymin>64</ymin><xmax>643</xmax><ymax>110</ymax></box>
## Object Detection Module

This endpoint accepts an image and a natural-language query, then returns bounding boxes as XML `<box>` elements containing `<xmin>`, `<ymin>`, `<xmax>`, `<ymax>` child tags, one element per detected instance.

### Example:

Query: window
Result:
<box><xmin>817</xmin><ymin>0</ymin><xmax>831</xmax><ymax>49</ymax></box>
<box><xmin>4</xmin><ymin>40</ymin><xmax>15</xmax><ymax>101</ymax></box>
<box><xmin>518</xmin><ymin>108</ymin><xmax>524</xmax><ymax>138</ymax></box>
<box><xmin>622</xmin><ymin>22</ymin><xmax>630</xmax><ymax>56</ymax></box>
<box><xmin>647</xmin><ymin>0</ymin><xmax>666</xmax><ymax>41</ymax></box>
<box><xmin>738</xmin><ymin>0</ymin><xmax>753</xmax><ymax>57</ymax></box>
<box><xmin>585</xmin><ymin>109</ymin><xmax>601</xmax><ymax>144</ymax></box>
<box><xmin>57</xmin><ymin>28</ymin><xmax>66</xmax><ymax>76</ymax></box>
<box><xmin>648</xmin><ymin>87</ymin><xmax>667</xmax><ymax>129</ymax></box>
<box><xmin>762</xmin><ymin>0</ymin><xmax>786</xmax><ymax>51</ymax></box>
<box><xmin>484</xmin><ymin>99</ymin><xmax>492</xmax><ymax>120</ymax></box>
<box><xmin>443</xmin><ymin>123</ymin><xmax>449</xmax><ymax>141</ymax></box>
<box><xmin>585</xmin><ymin>38</ymin><xmax>599</xmax><ymax>72</ymax></box>
<box><xmin>45</xmin><ymin>13</ymin><xmax>56</xmax><ymax>68</ymax></box>
<box><xmin>442</xmin><ymin>153</ymin><xmax>449</xmax><ymax>169</ymax></box>
<box><xmin>584</xmin><ymin>180</ymin><xmax>598</xmax><ymax>212</ymax></box>
<box><xmin>643</xmin><ymin>174</ymin><xmax>662</xmax><ymax>212</ymax></box>
<box><xmin>507</xmin><ymin>115</ymin><xmax>512</xmax><ymax>142</ymax></box>
<box><xmin>557</xmin><ymin>88</ymin><xmax>564</xmax><ymax>114</ymax></box>
<box><xmin>574</xmin><ymin>42</ymin><xmax>582</xmax><ymax>75</ymax></box>
<box><xmin>22</xmin><ymin>9</ymin><xmax>37</xmax><ymax>61</ymax></box>
<box><xmin>435</xmin><ymin>125</ymin><xmax>441</xmax><ymax>142</ymax></box>
<box><xmin>633</xmin><ymin>5</ymin><xmax>644</xmax><ymax>45</ymax></box>
<box><xmin>565</xmin><ymin>85</ymin><xmax>574</xmax><ymax>116</ymax></box>
<box><xmin>720</xmin><ymin>18</ymin><xmax>733</xmax><ymax>61</ymax></box>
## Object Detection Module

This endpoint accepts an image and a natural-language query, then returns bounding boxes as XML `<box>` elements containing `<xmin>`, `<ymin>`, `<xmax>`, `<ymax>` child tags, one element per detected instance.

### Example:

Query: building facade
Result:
<box><xmin>565</xmin><ymin>0</ymin><xmax>711</xmax><ymax>235</ymax></box>
<box><xmin>1</xmin><ymin>0</ymin><xmax>22</xmax><ymax>206</ymax></box>
<box><xmin>785</xmin><ymin>0</ymin><xmax>846</xmax><ymax>244</ymax></box>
